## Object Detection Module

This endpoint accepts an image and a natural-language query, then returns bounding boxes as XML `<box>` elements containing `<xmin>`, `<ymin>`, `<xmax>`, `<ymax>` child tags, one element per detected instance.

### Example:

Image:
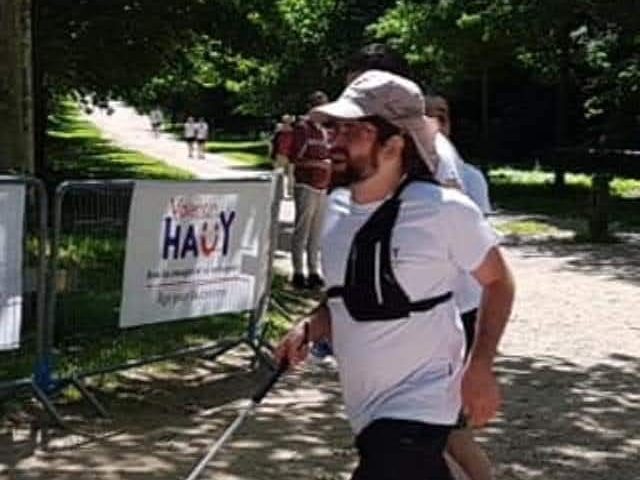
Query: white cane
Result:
<box><xmin>184</xmin><ymin>359</ymin><xmax>289</xmax><ymax>480</ymax></box>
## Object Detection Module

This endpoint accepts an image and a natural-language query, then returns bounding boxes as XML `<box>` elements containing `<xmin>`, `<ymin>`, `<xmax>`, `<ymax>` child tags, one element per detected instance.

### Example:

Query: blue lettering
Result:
<box><xmin>162</xmin><ymin>217</ymin><xmax>181</xmax><ymax>259</ymax></box>
<box><xmin>180</xmin><ymin>224</ymin><xmax>199</xmax><ymax>258</ymax></box>
<box><xmin>219</xmin><ymin>211</ymin><xmax>236</xmax><ymax>256</ymax></box>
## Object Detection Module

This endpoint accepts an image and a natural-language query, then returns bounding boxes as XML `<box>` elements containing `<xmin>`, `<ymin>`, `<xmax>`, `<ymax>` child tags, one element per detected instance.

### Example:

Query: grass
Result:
<box><xmin>495</xmin><ymin>219</ymin><xmax>562</xmax><ymax>237</ymax></box>
<box><xmin>490</xmin><ymin>167</ymin><xmax>640</xmax><ymax>235</ymax></box>
<box><xmin>206</xmin><ymin>139</ymin><xmax>272</xmax><ymax>169</ymax></box>
<box><xmin>47</xmin><ymin>102</ymin><xmax>193</xmax><ymax>182</ymax></box>
<box><xmin>164</xmin><ymin>122</ymin><xmax>272</xmax><ymax>170</ymax></box>
<box><xmin>1</xmin><ymin>109</ymin><xmax>308</xmax><ymax>395</ymax></box>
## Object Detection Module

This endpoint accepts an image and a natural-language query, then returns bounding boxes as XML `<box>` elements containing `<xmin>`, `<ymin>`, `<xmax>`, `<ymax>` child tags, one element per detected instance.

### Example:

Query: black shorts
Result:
<box><xmin>461</xmin><ymin>308</ymin><xmax>478</xmax><ymax>360</ymax></box>
<box><xmin>185</xmin><ymin>136</ymin><xmax>195</xmax><ymax>144</ymax></box>
<box><xmin>351</xmin><ymin>419</ymin><xmax>453</xmax><ymax>480</ymax></box>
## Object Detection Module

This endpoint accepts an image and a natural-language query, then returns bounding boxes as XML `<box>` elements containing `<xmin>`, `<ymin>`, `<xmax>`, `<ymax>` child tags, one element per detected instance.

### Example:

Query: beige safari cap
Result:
<box><xmin>310</xmin><ymin>69</ymin><xmax>438</xmax><ymax>172</ymax></box>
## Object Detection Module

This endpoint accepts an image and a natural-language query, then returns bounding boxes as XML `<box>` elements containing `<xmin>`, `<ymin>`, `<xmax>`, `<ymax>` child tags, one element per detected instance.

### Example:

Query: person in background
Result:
<box><xmin>184</xmin><ymin>116</ymin><xmax>197</xmax><ymax>158</ymax></box>
<box><xmin>288</xmin><ymin>91</ymin><xmax>332</xmax><ymax>290</ymax></box>
<box><xmin>271</xmin><ymin>114</ymin><xmax>296</xmax><ymax>197</ymax></box>
<box><xmin>425</xmin><ymin>93</ymin><xmax>494</xmax><ymax>480</ymax></box>
<box><xmin>424</xmin><ymin>95</ymin><xmax>491</xmax><ymax>214</ymax></box>
<box><xmin>149</xmin><ymin>107</ymin><xmax>164</xmax><ymax>137</ymax></box>
<box><xmin>195</xmin><ymin>117</ymin><xmax>210</xmax><ymax>159</ymax></box>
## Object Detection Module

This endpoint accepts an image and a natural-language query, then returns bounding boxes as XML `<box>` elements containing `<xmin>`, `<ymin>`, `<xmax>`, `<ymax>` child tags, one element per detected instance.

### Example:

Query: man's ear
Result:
<box><xmin>379</xmin><ymin>134</ymin><xmax>405</xmax><ymax>162</ymax></box>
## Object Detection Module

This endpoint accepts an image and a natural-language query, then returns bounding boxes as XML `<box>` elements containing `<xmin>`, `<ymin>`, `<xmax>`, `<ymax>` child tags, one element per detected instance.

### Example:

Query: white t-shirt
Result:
<box><xmin>150</xmin><ymin>109</ymin><xmax>163</xmax><ymax>125</ymax></box>
<box><xmin>462</xmin><ymin>163</ymin><xmax>491</xmax><ymax>214</ymax></box>
<box><xmin>322</xmin><ymin>182</ymin><xmax>497</xmax><ymax>434</ymax></box>
<box><xmin>454</xmin><ymin>163</ymin><xmax>493</xmax><ymax>313</ymax></box>
<box><xmin>433</xmin><ymin>133</ymin><xmax>464</xmax><ymax>189</ymax></box>
<box><xmin>184</xmin><ymin>121</ymin><xmax>196</xmax><ymax>139</ymax></box>
<box><xmin>196</xmin><ymin>121</ymin><xmax>209</xmax><ymax>141</ymax></box>
<box><xmin>433</xmin><ymin>134</ymin><xmax>493</xmax><ymax>313</ymax></box>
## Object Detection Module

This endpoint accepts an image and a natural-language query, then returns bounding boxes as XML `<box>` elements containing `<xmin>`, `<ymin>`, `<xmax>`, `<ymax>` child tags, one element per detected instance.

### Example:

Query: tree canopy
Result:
<box><xmin>38</xmin><ymin>0</ymin><xmax>639</xmax><ymax>167</ymax></box>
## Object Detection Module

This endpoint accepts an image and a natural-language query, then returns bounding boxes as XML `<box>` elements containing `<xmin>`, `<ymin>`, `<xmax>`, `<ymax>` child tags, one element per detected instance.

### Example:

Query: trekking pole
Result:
<box><xmin>184</xmin><ymin>359</ymin><xmax>289</xmax><ymax>480</ymax></box>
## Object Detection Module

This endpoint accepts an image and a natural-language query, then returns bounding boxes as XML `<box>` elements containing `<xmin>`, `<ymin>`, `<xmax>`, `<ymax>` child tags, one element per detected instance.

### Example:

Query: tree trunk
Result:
<box><xmin>480</xmin><ymin>67</ymin><xmax>490</xmax><ymax>175</ymax></box>
<box><xmin>589</xmin><ymin>174</ymin><xmax>611</xmax><ymax>242</ymax></box>
<box><xmin>32</xmin><ymin>0</ymin><xmax>47</xmax><ymax>176</ymax></box>
<box><xmin>554</xmin><ymin>39</ymin><xmax>570</xmax><ymax>190</ymax></box>
<box><xmin>0</xmin><ymin>0</ymin><xmax>34</xmax><ymax>174</ymax></box>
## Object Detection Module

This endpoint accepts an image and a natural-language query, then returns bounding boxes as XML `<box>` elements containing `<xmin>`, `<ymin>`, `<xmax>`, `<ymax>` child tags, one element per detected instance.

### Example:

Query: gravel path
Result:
<box><xmin>85</xmin><ymin>103</ymin><xmax>238</xmax><ymax>178</ymax></box>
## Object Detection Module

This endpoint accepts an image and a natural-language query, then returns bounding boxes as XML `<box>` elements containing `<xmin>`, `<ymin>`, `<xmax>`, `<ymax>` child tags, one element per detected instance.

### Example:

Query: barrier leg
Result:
<box><xmin>244</xmin><ymin>324</ymin><xmax>275</xmax><ymax>372</ymax></box>
<box><xmin>30</xmin><ymin>380</ymin><xmax>65</xmax><ymax>427</ymax></box>
<box><xmin>69</xmin><ymin>376</ymin><xmax>109</xmax><ymax>418</ymax></box>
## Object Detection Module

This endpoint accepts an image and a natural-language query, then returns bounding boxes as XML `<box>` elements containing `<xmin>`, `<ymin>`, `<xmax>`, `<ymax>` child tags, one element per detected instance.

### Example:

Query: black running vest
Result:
<box><xmin>326</xmin><ymin>178</ymin><xmax>452</xmax><ymax>321</ymax></box>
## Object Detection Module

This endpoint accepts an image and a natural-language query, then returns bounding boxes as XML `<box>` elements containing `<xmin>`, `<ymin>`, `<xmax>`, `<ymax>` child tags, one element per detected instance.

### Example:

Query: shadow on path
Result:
<box><xmin>512</xmin><ymin>240</ymin><xmax>640</xmax><ymax>287</ymax></box>
<box><xmin>1</xmin><ymin>352</ymin><xmax>638</xmax><ymax>479</ymax></box>
<box><xmin>488</xmin><ymin>354</ymin><xmax>639</xmax><ymax>480</ymax></box>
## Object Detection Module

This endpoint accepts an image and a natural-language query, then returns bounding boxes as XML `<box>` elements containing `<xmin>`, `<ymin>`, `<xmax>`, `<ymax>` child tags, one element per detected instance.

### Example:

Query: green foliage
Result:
<box><xmin>372</xmin><ymin>0</ymin><xmax>517</xmax><ymax>88</ymax></box>
<box><xmin>57</xmin><ymin>235</ymin><xmax>125</xmax><ymax>271</ymax></box>
<box><xmin>495</xmin><ymin>220</ymin><xmax>560</xmax><ymax>237</ymax></box>
<box><xmin>490</xmin><ymin>167</ymin><xmax>640</xmax><ymax>233</ymax></box>
<box><xmin>40</xmin><ymin>0</ymin><xmax>639</xmax><ymax>152</ymax></box>
<box><xmin>278</xmin><ymin>0</ymin><xmax>337</xmax><ymax>45</ymax></box>
<box><xmin>371</xmin><ymin>0</ymin><xmax>639</xmax><ymax>145</ymax></box>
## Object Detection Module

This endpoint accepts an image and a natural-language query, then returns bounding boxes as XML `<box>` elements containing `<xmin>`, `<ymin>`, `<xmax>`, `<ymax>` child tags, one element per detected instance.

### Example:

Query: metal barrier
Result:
<box><xmin>0</xmin><ymin>175</ymin><xmax>62</xmax><ymax>422</ymax></box>
<box><xmin>43</xmin><ymin>174</ymin><xmax>282</xmax><ymax>420</ymax></box>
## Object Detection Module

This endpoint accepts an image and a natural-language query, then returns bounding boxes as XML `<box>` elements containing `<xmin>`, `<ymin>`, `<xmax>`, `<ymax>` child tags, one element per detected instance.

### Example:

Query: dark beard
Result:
<box><xmin>329</xmin><ymin>147</ymin><xmax>373</xmax><ymax>188</ymax></box>
<box><xmin>340</xmin><ymin>164</ymin><xmax>368</xmax><ymax>186</ymax></box>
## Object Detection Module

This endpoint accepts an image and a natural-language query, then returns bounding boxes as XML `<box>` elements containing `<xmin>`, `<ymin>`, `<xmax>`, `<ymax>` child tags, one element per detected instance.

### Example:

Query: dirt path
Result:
<box><xmin>1</xmin><ymin>239</ymin><xmax>638</xmax><ymax>480</ymax></box>
<box><xmin>84</xmin><ymin>103</ymin><xmax>238</xmax><ymax>179</ymax></box>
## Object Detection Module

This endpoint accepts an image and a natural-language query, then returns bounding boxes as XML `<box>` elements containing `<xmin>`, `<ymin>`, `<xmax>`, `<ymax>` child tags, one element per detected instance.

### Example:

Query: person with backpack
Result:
<box><xmin>275</xmin><ymin>70</ymin><xmax>515</xmax><ymax>480</ymax></box>
<box><xmin>344</xmin><ymin>44</ymin><xmax>495</xmax><ymax>480</ymax></box>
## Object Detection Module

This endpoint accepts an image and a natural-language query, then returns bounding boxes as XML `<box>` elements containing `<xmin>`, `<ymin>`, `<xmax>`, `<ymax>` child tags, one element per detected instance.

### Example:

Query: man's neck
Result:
<box><xmin>351</xmin><ymin>168</ymin><xmax>403</xmax><ymax>204</ymax></box>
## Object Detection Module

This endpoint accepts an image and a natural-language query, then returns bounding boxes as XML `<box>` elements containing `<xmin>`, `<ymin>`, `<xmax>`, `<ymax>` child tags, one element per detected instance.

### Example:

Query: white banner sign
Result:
<box><xmin>0</xmin><ymin>184</ymin><xmax>25</xmax><ymax>351</ymax></box>
<box><xmin>119</xmin><ymin>179</ymin><xmax>274</xmax><ymax>328</ymax></box>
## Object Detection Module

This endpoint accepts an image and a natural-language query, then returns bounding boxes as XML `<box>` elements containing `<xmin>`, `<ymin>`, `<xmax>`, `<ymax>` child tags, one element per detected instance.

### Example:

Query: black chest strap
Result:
<box><xmin>326</xmin><ymin>177</ymin><xmax>452</xmax><ymax>322</ymax></box>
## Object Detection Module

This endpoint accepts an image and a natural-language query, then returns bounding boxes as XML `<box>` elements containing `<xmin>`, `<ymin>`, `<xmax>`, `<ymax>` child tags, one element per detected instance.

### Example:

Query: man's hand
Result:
<box><xmin>274</xmin><ymin>321</ymin><xmax>309</xmax><ymax>367</ymax></box>
<box><xmin>461</xmin><ymin>358</ymin><xmax>502</xmax><ymax>427</ymax></box>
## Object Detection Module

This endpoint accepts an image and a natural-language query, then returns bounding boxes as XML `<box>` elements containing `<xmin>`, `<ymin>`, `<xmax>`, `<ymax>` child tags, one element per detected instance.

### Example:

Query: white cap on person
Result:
<box><xmin>309</xmin><ymin>69</ymin><xmax>438</xmax><ymax>173</ymax></box>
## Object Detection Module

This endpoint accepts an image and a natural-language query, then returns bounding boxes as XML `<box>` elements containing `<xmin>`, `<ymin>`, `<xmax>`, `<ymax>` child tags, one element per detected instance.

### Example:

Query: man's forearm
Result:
<box><xmin>470</xmin><ymin>274</ymin><xmax>514</xmax><ymax>366</ymax></box>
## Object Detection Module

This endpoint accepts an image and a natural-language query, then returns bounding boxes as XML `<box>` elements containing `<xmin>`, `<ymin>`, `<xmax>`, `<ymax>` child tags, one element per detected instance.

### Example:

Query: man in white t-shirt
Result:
<box><xmin>149</xmin><ymin>107</ymin><xmax>163</xmax><ymax>138</ymax></box>
<box><xmin>276</xmin><ymin>70</ymin><xmax>515</xmax><ymax>480</ymax></box>
<box><xmin>344</xmin><ymin>44</ymin><xmax>464</xmax><ymax>192</ymax></box>
<box><xmin>426</xmin><ymin>94</ymin><xmax>495</xmax><ymax>480</ymax></box>
<box><xmin>462</xmin><ymin>163</ymin><xmax>491</xmax><ymax>213</ymax></box>
<box><xmin>195</xmin><ymin>117</ymin><xmax>210</xmax><ymax>159</ymax></box>
<box><xmin>345</xmin><ymin>44</ymin><xmax>494</xmax><ymax>480</ymax></box>
<box><xmin>426</xmin><ymin>94</ymin><xmax>493</xmax><ymax>348</ymax></box>
<box><xmin>183</xmin><ymin>116</ymin><xmax>197</xmax><ymax>158</ymax></box>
